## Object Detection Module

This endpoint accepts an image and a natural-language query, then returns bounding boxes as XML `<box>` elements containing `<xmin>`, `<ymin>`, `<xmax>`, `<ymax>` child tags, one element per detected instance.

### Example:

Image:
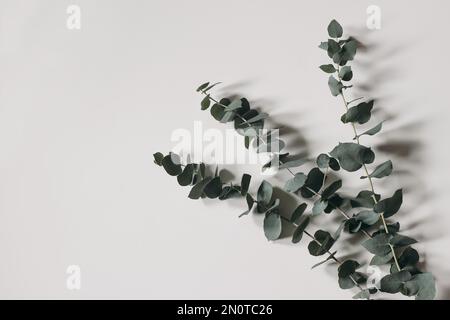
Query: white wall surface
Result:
<box><xmin>1</xmin><ymin>0</ymin><xmax>449</xmax><ymax>299</ymax></box>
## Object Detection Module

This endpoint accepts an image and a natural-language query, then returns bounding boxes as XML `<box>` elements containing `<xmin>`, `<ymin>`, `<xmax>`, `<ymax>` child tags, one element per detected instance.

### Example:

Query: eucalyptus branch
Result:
<box><xmin>320</xmin><ymin>19</ymin><xmax>436</xmax><ymax>299</ymax></box>
<box><xmin>153</xmin><ymin>19</ymin><xmax>436</xmax><ymax>300</ymax></box>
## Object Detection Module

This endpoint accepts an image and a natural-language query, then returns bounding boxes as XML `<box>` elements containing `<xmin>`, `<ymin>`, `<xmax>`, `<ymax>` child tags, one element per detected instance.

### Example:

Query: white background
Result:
<box><xmin>1</xmin><ymin>0</ymin><xmax>450</xmax><ymax>299</ymax></box>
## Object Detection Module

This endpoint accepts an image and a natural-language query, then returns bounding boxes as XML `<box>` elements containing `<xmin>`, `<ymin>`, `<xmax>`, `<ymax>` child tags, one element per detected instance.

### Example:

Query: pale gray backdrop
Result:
<box><xmin>1</xmin><ymin>0</ymin><xmax>449</xmax><ymax>299</ymax></box>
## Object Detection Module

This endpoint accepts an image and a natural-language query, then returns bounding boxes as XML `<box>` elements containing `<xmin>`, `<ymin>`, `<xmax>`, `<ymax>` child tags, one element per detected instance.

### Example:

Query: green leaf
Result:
<box><xmin>338</xmin><ymin>260</ymin><xmax>361</xmax><ymax>278</ymax></box>
<box><xmin>328</xmin><ymin>19</ymin><xmax>343</xmax><ymax>38</ymax></box>
<box><xmin>374</xmin><ymin>189</ymin><xmax>403</xmax><ymax>218</ymax></box>
<box><xmin>177</xmin><ymin>164</ymin><xmax>195</xmax><ymax>186</ymax></box>
<box><xmin>290</xmin><ymin>203</ymin><xmax>307</xmax><ymax>224</ymax></box>
<box><xmin>210</xmin><ymin>103</ymin><xmax>226</xmax><ymax>121</ymax></box>
<box><xmin>338</xmin><ymin>276</ymin><xmax>356</xmax><ymax>290</ymax></box>
<box><xmin>362</xmin><ymin>160</ymin><xmax>393</xmax><ymax>179</ymax></box>
<box><xmin>390</xmin><ymin>234</ymin><xmax>418</xmax><ymax>247</ymax></box>
<box><xmin>319</xmin><ymin>42</ymin><xmax>328</xmax><ymax>50</ymax></box>
<box><xmin>355</xmin><ymin>122</ymin><xmax>383</xmax><ymax>139</ymax></box>
<box><xmin>300</xmin><ymin>168</ymin><xmax>324</xmax><ymax>198</ymax></box>
<box><xmin>362</xmin><ymin>233</ymin><xmax>393</xmax><ymax>256</ymax></box>
<box><xmin>327</xmin><ymin>39</ymin><xmax>341</xmax><ymax>58</ymax></box>
<box><xmin>264</xmin><ymin>213</ymin><xmax>282</xmax><ymax>241</ymax></box>
<box><xmin>328</xmin><ymin>76</ymin><xmax>343</xmax><ymax>96</ymax></box>
<box><xmin>330</xmin><ymin>143</ymin><xmax>375</xmax><ymax>172</ymax></box>
<box><xmin>196</xmin><ymin>82</ymin><xmax>209</xmax><ymax>92</ymax></box>
<box><xmin>354</xmin><ymin>210</ymin><xmax>380</xmax><ymax>226</ymax></box>
<box><xmin>322</xmin><ymin>180</ymin><xmax>342</xmax><ymax>200</ymax></box>
<box><xmin>292</xmin><ymin>216</ymin><xmax>310</xmax><ymax>244</ymax></box>
<box><xmin>240</xmin><ymin>174</ymin><xmax>251</xmax><ymax>196</ymax></box>
<box><xmin>161</xmin><ymin>154</ymin><xmax>183</xmax><ymax>176</ymax></box>
<box><xmin>204</xmin><ymin>177</ymin><xmax>223</xmax><ymax>199</ymax></box>
<box><xmin>316</xmin><ymin>154</ymin><xmax>330</xmax><ymax>169</ymax></box>
<box><xmin>339</xmin><ymin>66</ymin><xmax>353</xmax><ymax>81</ymax></box>
<box><xmin>370</xmin><ymin>252</ymin><xmax>393</xmax><ymax>266</ymax></box>
<box><xmin>284</xmin><ymin>173</ymin><xmax>308</xmax><ymax>193</ymax></box>
<box><xmin>308</xmin><ymin>230</ymin><xmax>335</xmax><ymax>256</ymax></box>
<box><xmin>353</xmin><ymin>289</ymin><xmax>371</xmax><ymax>300</ymax></box>
<box><xmin>257</xmin><ymin>180</ymin><xmax>273</xmax><ymax>206</ymax></box>
<box><xmin>341</xmin><ymin>101</ymin><xmax>374</xmax><ymax>124</ymax></box>
<box><xmin>338</xmin><ymin>40</ymin><xmax>358</xmax><ymax>65</ymax></box>
<box><xmin>329</xmin><ymin>158</ymin><xmax>340</xmax><ymax>171</ymax></box>
<box><xmin>380</xmin><ymin>271</ymin><xmax>412</xmax><ymax>294</ymax></box>
<box><xmin>219</xmin><ymin>186</ymin><xmax>240</xmax><ymax>200</ymax></box>
<box><xmin>153</xmin><ymin>152</ymin><xmax>164</xmax><ymax>166</ymax></box>
<box><xmin>201</xmin><ymin>94</ymin><xmax>211</xmax><ymax>110</ymax></box>
<box><xmin>320</xmin><ymin>64</ymin><xmax>336</xmax><ymax>73</ymax></box>
<box><xmin>188</xmin><ymin>177</ymin><xmax>212</xmax><ymax>200</ymax></box>
<box><xmin>312</xmin><ymin>199</ymin><xmax>328</xmax><ymax>216</ymax></box>
<box><xmin>398</xmin><ymin>247</ymin><xmax>419</xmax><ymax>269</ymax></box>
<box><xmin>351</xmin><ymin>190</ymin><xmax>380</xmax><ymax>208</ymax></box>
<box><xmin>404</xmin><ymin>273</ymin><xmax>436</xmax><ymax>300</ymax></box>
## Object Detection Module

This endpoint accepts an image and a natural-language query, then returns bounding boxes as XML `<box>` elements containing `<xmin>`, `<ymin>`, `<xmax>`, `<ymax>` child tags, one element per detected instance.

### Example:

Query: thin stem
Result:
<box><xmin>335</xmin><ymin>67</ymin><xmax>401</xmax><ymax>272</ymax></box>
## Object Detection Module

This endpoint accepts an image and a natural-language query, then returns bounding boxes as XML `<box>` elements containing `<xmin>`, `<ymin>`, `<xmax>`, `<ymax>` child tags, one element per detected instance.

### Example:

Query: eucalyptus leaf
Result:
<box><xmin>319</xmin><ymin>41</ymin><xmax>328</xmax><ymax>50</ymax></box>
<box><xmin>338</xmin><ymin>260</ymin><xmax>361</xmax><ymax>278</ymax></box>
<box><xmin>362</xmin><ymin>233</ymin><xmax>393</xmax><ymax>256</ymax></box>
<box><xmin>284</xmin><ymin>173</ymin><xmax>307</xmax><ymax>193</ymax></box>
<box><xmin>404</xmin><ymin>273</ymin><xmax>436</xmax><ymax>300</ymax></box>
<box><xmin>353</xmin><ymin>290</ymin><xmax>371</xmax><ymax>300</ymax></box>
<box><xmin>330</xmin><ymin>143</ymin><xmax>375</xmax><ymax>172</ymax></box>
<box><xmin>196</xmin><ymin>82</ymin><xmax>209</xmax><ymax>92</ymax></box>
<box><xmin>240</xmin><ymin>174</ymin><xmax>251</xmax><ymax>196</ymax></box>
<box><xmin>316</xmin><ymin>154</ymin><xmax>330</xmax><ymax>169</ymax></box>
<box><xmin>292</xmin><ymin>216</ymin><xmax>310</xmax><ymax>244</ymax></box>
<box><xmin>239</xmin><ymin>193</ymin><xmax>255</xmax><ymax>217</ymax></box>
<box><xmin>201</xmin><ymin>94</ymin><xmax>211</xmax><ymax>110</ymax></box>
<box><xmin>341</xmin><ymin>101</ymin><xmax>374</xmax><ymax>124</ymax></box>
<box><xmin>312</xmin><ymin>199</ymin><xmax>328</xmax><ymax>216</ymax></box>
<box><xmin>351</xmin><ymin>190</ymin><xmax>380</xmax><ymax>208</ymax></box>
<box><xmin>204</xmin><ymin>177</ymin><xmax>223</xmax><ymax>199</ymax></box>
<box><xmin>321</xmin><ymin>180</ymin><xmax>342</xmax><ymax>200</ymax></box>
<box><xmin>320</xmin><ymin>64</ymin><xmax>336</xmax><ymax>73</ymax></box>
<box><xmin>355</xmin><ymin>122</ymin><xmax>383</xmax><ymax>139</ymax></box>
<box><xmin>362</xmin><ymin>161</ymin><xmax>393</xmax><ymax>179</ymax></box>
<box><xmin>264</xmin><ymin>213</ymin><xmax>282</xmax><ymax>241</ymax></box>
<box><xmin>380</xmin><ymin>271</ymin><xmax>412</xmax><ymax>294</ymax></box>
<box><xmin>398</xmin><ymin>247</ymin><xmax>419</xmax><ymax>269</ymax></box>
<box><xmin>308</xmin><ymin>230</ymin><xmax>335</xmax><ymax>256</ymax></box>
<box><xmin>390</xmin><ymin>234</ymin><xmax>418</xmax><ymax>247</ymax></box>
<box><xmin>188</xmin><ymin>177</ymin><xmax>212</xmax><ymax>200</ymax></box>
<box><xmin>257</xmin><ymin>180</ymin><xmax>273</xmax><ymax>206</ymax></box>
<box><xmin>327</xmin><ymin>39</ymin><xmax>341</xmax><ymax>59</ymax></box>
<box><xmin>290</xmin><ymin>203</ymin><xmax>307</xmax><ymax>223</ymax></box>
<box><xmin>161</xmin><ymin>154</ymin><xmax>183</xmax><ymax>176</ymax></box>
<box><xmin>374</xmin><ymin>189</ymin><xmax>403</xmax><ymax>218</ymax></box>
<box><xmin>177</xmin><ymin>163</ymin><xmax>195</xmax><ymax>186</ymax></box>
<box><xmin>153</xmin><ymin>152</ymin><xmax>164</xmax><ymax>166</ymax></box>
<box><xmin>328</xmin><ymin>76</ymin><xmax>343</xmax><ymax>96</ymax></box>
<box><xmin>354</xmin><ymin>210</ymin><xmax>380</xmax><ymax>226</ymax></box>
<box><xmin>300</xmin><ymin>168</ymin><xmax>324</xmax><ymax>198</ymax></box>
<box><xmin>339</xmin><ymin>66</ymin><xmax>353</xmax><ymax>81</ymax></box>
<box><xmin>370</xmin><ymin>252</ymin><xmax>393</xmax><ymax>266</ymax></box>
<box><xmin>328</xmin><ymin>19</ymin><xmax>343</xmax><ymax>38</ymax></box>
